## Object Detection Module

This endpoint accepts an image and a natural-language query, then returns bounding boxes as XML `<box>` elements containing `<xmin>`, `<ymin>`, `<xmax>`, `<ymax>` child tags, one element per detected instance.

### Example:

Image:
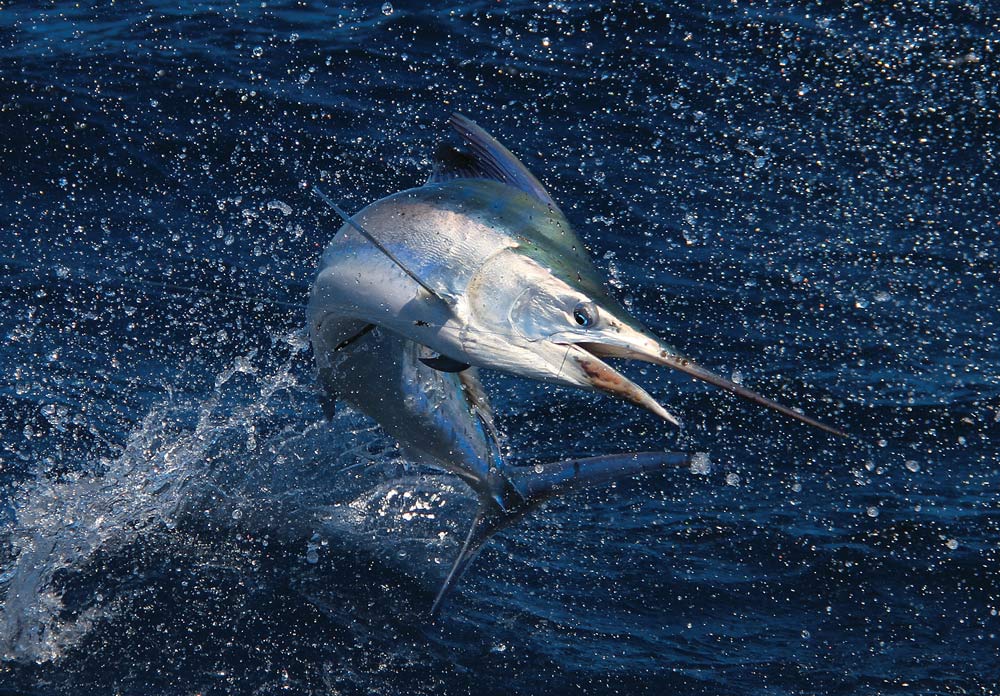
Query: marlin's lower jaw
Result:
<box><xmin>561</xmin><ymin>343</ymin><xmax>681</xmax><ymax>426</ymax></box>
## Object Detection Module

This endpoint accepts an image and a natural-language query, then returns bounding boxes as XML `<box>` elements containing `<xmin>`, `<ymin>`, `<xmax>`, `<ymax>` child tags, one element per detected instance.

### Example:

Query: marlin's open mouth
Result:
<box><xmin>562</xmin><ymin>343</ymin><xmax>681</xmax><ymax>425</ymax></box>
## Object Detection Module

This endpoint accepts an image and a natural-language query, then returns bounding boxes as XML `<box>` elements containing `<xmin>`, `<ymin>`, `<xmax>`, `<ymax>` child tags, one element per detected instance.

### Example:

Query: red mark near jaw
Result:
<box><xmin>578</xmin><ymin>359</ymin><xmax>622</xmax><ymax>388</ymax></box>
<box><xmin>576</xmin><ymin>357</ymin><xmax>651</xmax><ymax>408</ymax></box>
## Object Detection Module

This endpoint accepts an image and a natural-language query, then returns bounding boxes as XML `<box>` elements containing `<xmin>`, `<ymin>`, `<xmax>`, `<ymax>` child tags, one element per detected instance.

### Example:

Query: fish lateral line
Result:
<box><xmin>312</xmin><ymin>185</ymin><xmax>452</xmax><ymax>308</ymax></box>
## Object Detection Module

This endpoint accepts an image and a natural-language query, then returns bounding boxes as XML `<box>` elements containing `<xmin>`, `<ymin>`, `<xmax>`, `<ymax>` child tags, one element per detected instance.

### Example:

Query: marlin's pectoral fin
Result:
<box><xmin>458</xmin><ymin>369</ymin><xmax>501</xmax><ymax>448</ymax></box>
<box><xmin>419</xmin><ymin>355</ymin><xmax>471</xmax><ymax>373</ymax></box>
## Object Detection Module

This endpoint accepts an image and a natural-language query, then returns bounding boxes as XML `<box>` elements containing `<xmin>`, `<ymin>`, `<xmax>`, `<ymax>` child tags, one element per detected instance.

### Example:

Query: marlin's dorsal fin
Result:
<box><xmin>427</xmin><ymin>113</ymin><xmax>559</xmax><ymax>211</ymax></box>
<box><xmin>312</xmin><ymin>186</ymin><xmax>452</xmax><ymax>307</ymax></box>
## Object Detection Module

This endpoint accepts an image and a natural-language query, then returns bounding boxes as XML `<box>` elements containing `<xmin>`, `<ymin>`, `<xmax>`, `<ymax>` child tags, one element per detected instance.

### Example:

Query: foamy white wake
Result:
<box><xmin>0</xmin><ymin>335</ymin><xmax>468</xmax><ymax>663</ymax></box>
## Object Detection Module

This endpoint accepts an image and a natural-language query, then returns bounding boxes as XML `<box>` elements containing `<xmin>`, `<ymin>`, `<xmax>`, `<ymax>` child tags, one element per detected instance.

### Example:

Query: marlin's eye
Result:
<box><xmin>573</xmin><ymin>302</ymin><xmax>597</xmax><ymax>328</ymax></box>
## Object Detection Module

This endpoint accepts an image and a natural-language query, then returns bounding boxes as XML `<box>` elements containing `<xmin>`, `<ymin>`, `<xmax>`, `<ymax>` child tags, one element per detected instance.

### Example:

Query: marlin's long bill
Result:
<box><xmin>654</xmin><ymin>351</ymin><xmax>848</xmax><ymax>439</ymax></box>
<box><xmin>430</xmin><ymin>451</ymin><xmax>695</xmax><ymax>617</ymax></box>
<box><xmin>574</xmin><ymin>327</ymin><xmax>848</xmax><ymax>439</ymax></box>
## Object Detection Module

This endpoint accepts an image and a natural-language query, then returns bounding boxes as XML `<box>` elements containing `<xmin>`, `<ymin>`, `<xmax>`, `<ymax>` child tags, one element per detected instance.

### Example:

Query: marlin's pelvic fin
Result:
<box><xmin>430</xmin><ymin>450</ymin><xmax>695</xmax><ymax>617</ymax></box>
<box><xmin>312</xmin><ymin>186</ymin><xmax>451</xmax><ymax>306</ymax></box>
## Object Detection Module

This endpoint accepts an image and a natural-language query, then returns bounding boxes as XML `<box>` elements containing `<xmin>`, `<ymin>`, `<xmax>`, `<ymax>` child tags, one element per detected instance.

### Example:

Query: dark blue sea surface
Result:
<box><xmin>1</xmin><ymin>1</ymin><xmax>998</xmax><ymax>693</ymax></box>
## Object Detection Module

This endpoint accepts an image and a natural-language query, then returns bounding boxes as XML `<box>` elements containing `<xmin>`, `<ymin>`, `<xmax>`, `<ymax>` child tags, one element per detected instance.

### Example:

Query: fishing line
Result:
<box><xmin>5</xmin><ymin>258</ymin><xmax>569</xmax><ymax>348</ymax></box>
<box><xmin>554</xmin><ymin>343</ymin><xmax>572</xmax><ymax>381</ymax></box>
<box><xmin>6</xmin><ymin>259</ymin><xmax>559</xmax><ymax>346</ymax></box>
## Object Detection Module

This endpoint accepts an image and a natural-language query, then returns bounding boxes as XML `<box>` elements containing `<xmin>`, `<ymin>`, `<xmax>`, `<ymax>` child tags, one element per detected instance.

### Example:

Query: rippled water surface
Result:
<box><xmin>1</xmin><ymin>1</ymin><xmax>998</xmax><ymax>694</ymax></box>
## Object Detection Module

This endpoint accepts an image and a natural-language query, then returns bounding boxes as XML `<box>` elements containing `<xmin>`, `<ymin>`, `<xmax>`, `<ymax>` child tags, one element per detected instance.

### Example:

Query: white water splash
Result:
<box><xmin>0</xmin><ymin>335</ymin><xmax>473</xmax><ymax>664</ymax></box>
<box><xmin>0</xmin><ymin>344</ymin><xmax>313</xmax><ymax>662</ymax></box>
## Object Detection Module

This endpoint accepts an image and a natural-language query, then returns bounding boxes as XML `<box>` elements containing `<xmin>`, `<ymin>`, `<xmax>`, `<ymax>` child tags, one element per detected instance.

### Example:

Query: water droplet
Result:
<box><xmin>381</xmin><ymin>2</ymin><xmax>393</xmax><ymax>15</ymax></box>
<box><xmin>267</xmin><ymin>200</ymin><xmax>292</xmax><ymax>216</ymax></box>
<box><xmin>252</xmin><ymin>46</ymin><xmax>263</xmax><ymax>58</ymax></box>
<box><xmin>945</xmin><ymin>539</ymin><xmax>959</xmax><ymax>550</ymax></box>
<box><xmin>689</xmin><ymin>453</ymin><xmax>711</xmax><ymax>475</ymax></box>
<box><xmin>866</xmin><ymin>506</ymin><xmax>879</xmax><ymax>518</ymax></box>
<box><xmin>306</xmin><ymin>533</ymin><xmax>321</xmax><ymax>563</ymax></box>
<box><xmin>905</xmin><ymin>460</ymin><xmax>920</xmax><ymax>472</ymax></box>
<box><xmin>725</xmin><ymin>473</ymin><xmax>740</xmax><ymax>486</ymax></box>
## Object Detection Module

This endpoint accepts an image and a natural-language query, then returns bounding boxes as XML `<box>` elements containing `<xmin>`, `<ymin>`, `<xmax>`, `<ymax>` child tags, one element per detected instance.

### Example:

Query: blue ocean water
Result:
<box><xmin>1</xmin><ymin>1</ymin><xmax>997</xmax><ymax>693</ymax></box>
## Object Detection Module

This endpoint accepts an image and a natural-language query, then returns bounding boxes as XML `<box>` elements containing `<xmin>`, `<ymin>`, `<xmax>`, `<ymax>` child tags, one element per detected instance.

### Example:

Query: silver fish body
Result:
<box><xmin>310</xmin><ymin>319</ymin><xmax>498</xmax><ymax>495</ymax></box>
<box><xmin>306</xmin><ymin>113</ymin><xmax>846</xmax><ymax>613</ymax></box>
<box><xmin>308</xmin><ymin>178</ymin><xmax>683</xmax><ymax>421</ymax></box>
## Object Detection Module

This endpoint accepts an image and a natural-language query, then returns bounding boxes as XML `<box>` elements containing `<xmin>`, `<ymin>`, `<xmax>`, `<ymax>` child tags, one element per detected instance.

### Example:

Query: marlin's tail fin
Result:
<box><xmin>429</xmin><ymin>508</ymin><xmax>501</xmax><ymax>617</ymax></box>
<box><xmin>430</xmin><ymin>451</ymin><xmax>696</xmax><ymax>617</ymax></box>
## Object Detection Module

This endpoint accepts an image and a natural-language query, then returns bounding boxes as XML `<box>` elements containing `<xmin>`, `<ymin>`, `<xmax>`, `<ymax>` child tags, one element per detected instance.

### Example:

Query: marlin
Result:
<box><xmin>307</xmin><ymin>114</ymin><xmax>846</xmax><ymax>613</ymax></box>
